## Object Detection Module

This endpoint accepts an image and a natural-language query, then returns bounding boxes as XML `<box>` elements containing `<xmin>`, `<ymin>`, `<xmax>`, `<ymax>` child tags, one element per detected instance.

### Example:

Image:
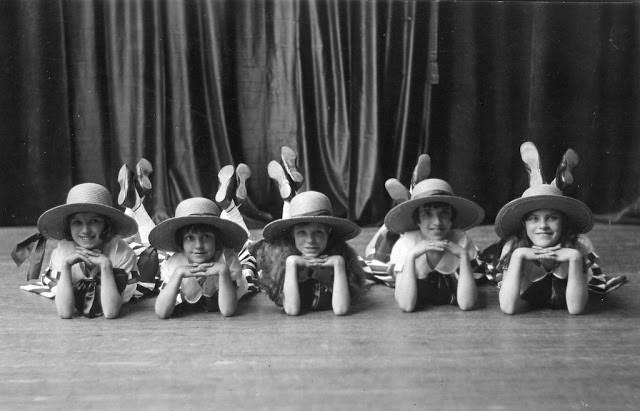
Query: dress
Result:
<box><xmin>159</xmin><ymin>248</ymin><xmax>246</xmax><ymax>310</ymax></box>
<box><xmin>389</xmin><ymin>229</ymin><xmax>478</xmax><ymax>305</ymax></box>
<box><xmin>42</xmin><ymin>238</ymin><xmax>138</xmax><ymax>317</ymax></box>
<box><xmin>498</xmin><ymin>234</ymin><xmax>596</xmax><ymax>309</ymax></box>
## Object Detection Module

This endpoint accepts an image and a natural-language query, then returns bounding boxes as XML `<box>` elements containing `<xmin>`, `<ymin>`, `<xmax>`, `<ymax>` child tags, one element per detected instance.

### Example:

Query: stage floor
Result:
<box><xmin>1</xmin><ymin>225</ymin><xmax>638</xmax><ymax>410</ymax></box>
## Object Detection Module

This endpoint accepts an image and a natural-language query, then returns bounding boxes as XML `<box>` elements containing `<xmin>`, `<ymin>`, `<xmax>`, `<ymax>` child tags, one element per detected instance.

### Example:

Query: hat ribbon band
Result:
<box><xmin>292</xmin><ymin>209</ymin><xmax>332</xmax><ymax>217</ymax></box>
<box><xmin>187</xmin><ymin>212</ymin><xmax>219</xmax><ymax>217</ymax></box>
<box><xmin>413</xmin><ymin>189</ymin><xmax>452</xmax><ymax>199</ymax></box>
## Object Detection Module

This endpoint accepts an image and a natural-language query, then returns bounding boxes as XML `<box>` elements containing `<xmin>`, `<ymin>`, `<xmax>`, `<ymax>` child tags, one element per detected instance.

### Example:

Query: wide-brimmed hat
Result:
<box><xmin>148</xmin><ymin>197</ymin><xmax>248</xmax><ymax>252</ymax></box>
<box><xmin>262</xmin><ymin>191</ymin><xmax>361</xmax><ymax>242</ymax></box>
<box><xmin>384</xmin><ymin>178</ymin><xmax>485</xmax><ymax>234</ymax></box>
<box><xmin>494</xmin><ymin>184</ymin><xmax>593</xmax><ymax>239</ymax></box>
<box><xmin>37</xmin><ymin>183</ymin><xmax>138</xmax><ymax>240</ymax></box>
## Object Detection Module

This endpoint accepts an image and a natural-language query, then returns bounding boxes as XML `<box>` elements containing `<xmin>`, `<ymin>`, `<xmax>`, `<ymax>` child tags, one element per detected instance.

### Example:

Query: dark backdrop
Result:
<box><xmin>1</xmin><ymin>0</ymin><xmax>638</xmax><ymax>226</ymax></box>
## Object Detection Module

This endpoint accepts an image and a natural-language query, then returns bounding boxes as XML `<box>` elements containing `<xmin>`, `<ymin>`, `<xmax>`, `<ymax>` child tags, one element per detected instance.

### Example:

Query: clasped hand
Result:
<box><xmin>291</xmin><ymin>255</ymin><xmax>340</xmax><ymax>267</ymax></box>
<box><xmin>64</xmin><ymin>246</ymin><xmax>110</xmax><ymax>275</ymax></box>
<box><xmin>179</xmin><ymin>262</ymin><xmax>228</xmax><ymax>278</ymax></box>
<box><xmin>413</xmin><ymin>239</ymin><xmax>465</xmax><ymax>258</ymax></box>
<box><xmin>523</xmin><ymin>245</ymin><xmax>580</xmax><ymax>262</ymax></box>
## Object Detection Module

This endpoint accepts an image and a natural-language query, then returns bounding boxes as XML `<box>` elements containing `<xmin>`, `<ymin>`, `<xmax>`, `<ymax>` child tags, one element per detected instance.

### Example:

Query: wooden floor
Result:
<box><xmin>1</xmin><ymin>225</ymin><xmax>638</xmax><ymax>410</ymax></box>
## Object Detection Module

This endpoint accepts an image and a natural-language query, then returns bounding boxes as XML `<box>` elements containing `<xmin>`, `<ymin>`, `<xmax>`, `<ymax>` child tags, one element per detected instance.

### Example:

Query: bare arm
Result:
<box><xmin>326</xmin><ymin>255</ymin><xmax>349</xmax><ymax>315</ymax></box>
<box><xmin>96</xmin><ymin>257</ymin><xmax>122</xmax><ymax>319</ymax></box>
<box><xmin>554</xmin><ymin>248</ymin><xmax>587</xmax><ymax>314</ymax></box>
<box><xmin>283</xmin><ymin>255</ymin><xmax>302</xmax><ymax>315</ymax></box>
<box><xmin>454</xmin><ymin>252</ymin><xmax>477</xmax><ymax>311</ymax></box>
<box><xmin>394</xmin><ymin>249</ymin><xmax>419</xmax><ymax>312</ymax></box>
<box><xmin>499</xmin><ymin>248</ymin><xmax>537</xmax><ymax>314</ymax></box>
<box><xmin>155</xmin><ymin>267</ymin><xmax>189</xmax><ymax>319</ymax></box>
<box><xmin>215</xmin><ymin>263</ymin><xmax>237</xmax><ymax>317</ymax></box>
<box><xmin>55</xmin><ymin>262</ymin><xmax>76</xmax><ymax>319</ymax></box>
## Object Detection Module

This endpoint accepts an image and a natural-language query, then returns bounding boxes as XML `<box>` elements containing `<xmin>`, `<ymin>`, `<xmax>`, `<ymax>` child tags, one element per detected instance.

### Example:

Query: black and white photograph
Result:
<box><xmin>0</xmin><ymin>0</ymin><xmax>638</xmax><ymax>409</ymax></box>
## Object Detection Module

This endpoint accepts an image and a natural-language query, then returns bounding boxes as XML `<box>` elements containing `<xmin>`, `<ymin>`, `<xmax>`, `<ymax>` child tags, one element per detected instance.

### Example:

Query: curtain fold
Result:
<box><xmin>1</xmin><ymin>0</ymin><xmax>638</xmax><ymax>227</ymax></box>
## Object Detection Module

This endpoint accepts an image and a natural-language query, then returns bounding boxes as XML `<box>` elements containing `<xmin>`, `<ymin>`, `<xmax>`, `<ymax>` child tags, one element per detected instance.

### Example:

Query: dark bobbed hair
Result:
<box><xmin>175</xmin><ymin>223</ymin><xmax>223</xmax><ymax>257</ymax></box>
<box><xmin>412</xmin><ymin>202</ymin><xmax>458</xmax><ymax>227</ymax></box>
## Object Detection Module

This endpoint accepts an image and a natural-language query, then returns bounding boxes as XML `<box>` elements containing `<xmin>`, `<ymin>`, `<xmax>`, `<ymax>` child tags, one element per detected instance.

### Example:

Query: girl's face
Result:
<box><xmin>417</xmin><ymin>204</ymin><xmax>453</xmax><ymax>241</ymax></box>
<box><xmin>292</xmin><ymin>223</ymin><xmax>329</xmax><ymax>258</ymax></box>
<box><xmin>182</xmin><ymin>230</ymin><xmax>217</xmax><ymax>264</ymax></box>
<box><xmin>524</xmin><ymin>208</ymin><xmax>563</xmax><ymax>248</ymax></box>
<box><xmin>69</xmin><ymin>212</ymin><xmax>107</xmax><ymax>249</ymax></box>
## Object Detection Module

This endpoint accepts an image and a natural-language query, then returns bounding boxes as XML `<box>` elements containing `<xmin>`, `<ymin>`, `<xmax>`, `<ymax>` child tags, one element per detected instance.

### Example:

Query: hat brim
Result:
<box><xmin>384</xmin><ymin>195</ymin><xmax>485</xmax><ymax>234</ymax></box>
<box><xmin>494</xmin><ymin>195</ymin><xmax>594</xmax><ymax>239</ymax></box>
<box><xmin>148</xmin><ymin>216</ymin><xmax>248</xmax><ymax>252</ymax></box>
<box><xmin>262</xmin><ymin>216</ymin><xmax>361</xmax><ymax>243</ymax></box>
<box><xmin>37</xmin><ymin>203</ymin><xmax>138</xmax><ymax>240</ymax></box>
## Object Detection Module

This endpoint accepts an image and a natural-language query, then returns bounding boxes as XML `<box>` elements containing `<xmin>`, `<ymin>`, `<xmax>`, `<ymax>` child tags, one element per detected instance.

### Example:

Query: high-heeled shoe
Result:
<box><xmin>280</xmin><ymin>146</ymin><xmax>304</xmax><ymax>191</ymax></box>
<box><xmin>117</xmin><ymin>164</ymin><xmax>137</xmax><ymax>209</ymax></box>
<box><xmin>135</xmin><ymin>158</ymin><xmax>153</xmax><ymax>199</ymax></box>
<box><xmin>234</xmin><ymin>163</ymin><xmax>251</xmax><ymax>206</ymax></box>
<box><xmin>410</xmin><ymin>154</ymin><xmax>431</xmax><ymax>191</ymax></box>
<box><xmin>384</xmin><ymin>178</ymin><xmax>409</xmax><ymax>202</ymax></box>
<box><xmin>552</xmin><ymin>148</ymin><xmax>579</xmax><ymax>191</ymax></box>
<box><xmin>268</xmin><ymin>160</ymin><xmax>293</xmax><ymax>200</ymax></box>
<box><xmin>520</xmin><ymin>141</ymin><xmax>544</xmax><ymax>187</ymax></box>
<box><xmin>215</xmin><ymin>165</ymin><xmax>236</xmax><ymax>209</ymax></box>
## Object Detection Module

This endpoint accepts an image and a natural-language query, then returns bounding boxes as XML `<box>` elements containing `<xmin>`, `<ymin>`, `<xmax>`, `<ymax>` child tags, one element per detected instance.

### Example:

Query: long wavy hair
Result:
<box><xmin>251</xmin><ymin>230</ymin><xmax>367</xmax><ymax>306</ymax></box>
<box><xmin>499</xmin><ymin>210</ymin><xmax>580</xmax><ymax>270</ymax></box>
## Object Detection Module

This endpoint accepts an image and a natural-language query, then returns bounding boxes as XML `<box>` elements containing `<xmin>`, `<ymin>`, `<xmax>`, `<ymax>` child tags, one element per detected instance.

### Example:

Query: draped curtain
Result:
<box><xmin>1</xmin><ymin>0</ymin><xmax>638</xmax><ymax>227</ymax></box>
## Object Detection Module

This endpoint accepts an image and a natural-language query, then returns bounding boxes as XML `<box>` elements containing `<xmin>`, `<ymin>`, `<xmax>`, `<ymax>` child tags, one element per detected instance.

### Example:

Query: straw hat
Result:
<box><xmin>384</xmin><ymin>178</ymin><xmax>485</xmax><ymax>234</ymax></box>
<box><xmin>148</xmin><ymin>197</ymin><xmax>248</xmax><ymax>252</ymax></box>
<box><xmin>494</xmin><ymin>141</ymin><xmax>593</xmax><ymax>239</ymax></box>
<box><xmin>37</xmin><ymin>183</ymin><xmax>138</xmax><ymax>240</ymax></box>
<box><xmin>495</xmin><ymin>184</ymin><xmax>593</xmax><ymax>239</ymax></box>
<box><xmin>262</xmin><ymin>191</ymin><xmax>361</xmax><ymax>242</ymax></box>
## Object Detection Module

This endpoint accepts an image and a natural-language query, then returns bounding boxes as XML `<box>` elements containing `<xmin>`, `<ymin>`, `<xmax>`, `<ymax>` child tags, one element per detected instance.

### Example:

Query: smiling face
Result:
<box><xmin>292</xmin><ymin>222</ymin><xmax>330</xmax><ymax>258</ymax></box>
<box><xmin>524</xmin><ymin>208</ymin><xmax>564</xmax><ymax>248</ymax></box>
<box><xmin>416</xmin><ymin>203</ymin><xmax>454</xmax><ymax>241</ymax></box>
<box><xmin>69</xmin><ymin>212</ymin><xmax>108</xmax><ymax>249</ymax></box>
<box><xmin>180</xmin><ymin>225</ymin><xmax>217</xmax><ymax>264</ymax></box>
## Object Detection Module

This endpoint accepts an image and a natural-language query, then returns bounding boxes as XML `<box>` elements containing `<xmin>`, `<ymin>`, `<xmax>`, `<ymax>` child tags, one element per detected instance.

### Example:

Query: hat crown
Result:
<box><xmin>66</xmin><ymin>183</ymin><xmax>114</xmax><ymax>207</ymax></box>
<box><xmin>521</xmin><ymin>184</ymin><xmax>563</xmax><ymax>198</ymax></box>
<box><xmin>174</xmin><ymin>197</ymin><xmax>221</xmax><ymax>218</ymax></box>
<box><xmin>289</xmin><ymin>191</ymin><xmax>334</xmax><ymax>218</ymax></box>
<box><xmin>411</xmin><ymin>178</ymin><xmax>454</xmax><ymax>200</ymax></box>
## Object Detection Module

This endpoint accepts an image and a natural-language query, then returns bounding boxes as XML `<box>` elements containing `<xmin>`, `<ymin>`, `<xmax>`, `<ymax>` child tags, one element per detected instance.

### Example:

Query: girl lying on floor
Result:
<box><xmin>252</xmin><ymin>146</ymin><xmax>367</xmax><ymax>316</ymax></box>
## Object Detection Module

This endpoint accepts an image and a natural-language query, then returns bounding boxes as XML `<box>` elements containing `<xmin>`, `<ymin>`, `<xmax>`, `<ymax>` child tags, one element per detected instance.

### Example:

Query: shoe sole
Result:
<box><xmin>280</xmin><ymin>146</ymin><xmax>304</xmax><ymax>188</ymax></box>
<box><xmin>411</xmin><ymin>154</ymin><xmax>431</xmax><ymax>187</ymax></box>
<box><xmin>235</xmin><ymin>163</ymin><xmax>251</xmax><ymax>203</ymax></box>
<box><xmin>385</xmin><ymin>178</ymin><xmax>409</xmax><ymax>202</ymax></box>
<box><xmin>560</xmin><ymin>148</ymin><xmax>579</xmax><ymax>186</ymax></box>
<box><xmin>136</xmin><ymin>158</ymin><xmax>153</xmax><ymax>197</ymax></box>
<box><xmin>215</xmin><ymin>165</ymin><xmax>236</xmax><ymax>204</ymax></box>
<box><xmin>267</xmin><ymin>160</ymin><xmax>292</xmax><ymax>200</ymax></box>
<box><xmin>117</xmin><ymin>164</ymin><xmax>135</xmax><ymax>208</ymax></box>
<box><xmin>520</xmin><ymin>142</ymin><xmax>543</xmax><ymax>186</ymax></box>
